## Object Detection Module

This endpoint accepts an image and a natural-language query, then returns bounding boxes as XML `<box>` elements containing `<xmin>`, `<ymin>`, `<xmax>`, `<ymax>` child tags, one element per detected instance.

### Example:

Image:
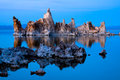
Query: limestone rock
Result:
<box><xmin>25</xmin><ymin>8</ymin><xmax>54</xmax><ymax>36</ymax></box>
<box><xmin>68</xmin><ymin>18</ymin><xmax>75</xmax><ymax>28</ymax></box>
<box><xmin>63</xmin><ymin>19</ymin><xmax>65</xmax><ymax>26</ymax></box>
<box><xmin>0</xmin><ymin>47</ymin><xmax>34</xmax><ymax>64</ymax></box>
<box><xmin>77</xmin><ymin>21</ymin><xmax>106</xmax><ymax>35</ymax></box>
<box><xmin>36</xmin><ymin>41</ymin><xmax>86</xmax><ymax>58</ymax></box>
<box><xmin>12</xmin><ymin>8</ymin><xmax>108</xmax><ymax>36</ymax></box>
<box><xmin>13</xmin><ymin>16</ymin><xmax>25</xmax><ymax>36</ymax></box>
<box><xmin>44</xmin><ymin>8</ymin><xmax>54</xmax><ymax>32</ymax></box>
<box><xmin>99</xmin><ymin>22</ymin><xmax>106</xmax><ymax>34</ymax></box>
<box><xmin>53</xmin><ymin>18</ymin><xmax>76</xmax><ymax>36</ymax></box>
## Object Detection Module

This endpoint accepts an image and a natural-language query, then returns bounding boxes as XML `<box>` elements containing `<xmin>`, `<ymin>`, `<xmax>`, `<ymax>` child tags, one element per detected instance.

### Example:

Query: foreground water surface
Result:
<box><xmin>0</xmin><ymin>29</ymin><xmax>120</xmax><ymax>80</ymax></box>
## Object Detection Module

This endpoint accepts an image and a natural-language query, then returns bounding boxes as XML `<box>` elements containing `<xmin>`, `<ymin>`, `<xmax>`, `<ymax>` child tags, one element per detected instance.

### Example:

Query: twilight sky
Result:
<box><xmin>0</xmin><ymin>0</ymin><xmax>120</xmax><ymax>27</ymax></box>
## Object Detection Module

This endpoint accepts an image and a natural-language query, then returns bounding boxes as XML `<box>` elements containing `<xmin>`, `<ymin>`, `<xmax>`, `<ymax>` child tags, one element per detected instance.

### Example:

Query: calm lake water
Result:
<box><xmin>0</xmin><ymin>29</ymin><xmax>120</xmax><ymax>80</ymax></box>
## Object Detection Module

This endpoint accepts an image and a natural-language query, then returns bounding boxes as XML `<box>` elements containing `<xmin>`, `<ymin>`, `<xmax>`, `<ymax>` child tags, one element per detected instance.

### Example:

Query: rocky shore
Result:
<box><xmin>13</xmin><ymin>8</ymin><xmax>113</xmax><ymax>36</ymax></box>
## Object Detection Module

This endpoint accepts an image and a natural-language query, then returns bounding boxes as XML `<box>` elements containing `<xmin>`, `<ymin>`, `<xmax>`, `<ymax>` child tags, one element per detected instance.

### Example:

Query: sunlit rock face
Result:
<box><xmin>44</xmin><ymin>8</ymin><xmax>54</xmax><ymax>32</ymax></box>
<box><xmin>13</xmin><ymin>8</ymin><xmax>109</xmax><ymax>36</ymax></box>
<box><xmin>77</xmin><ymin>21</ymin><xmax>107</xmax><ymax>35</ymax></box>
<box><xmin>13</xmin><ymin>16</ymin><xmax>25</xmax><ymax>36</ymax></box>
<box><xmin>99</xmin><ymin>22</ymin><xmax>106</xmax><ymax>34</ymax></box>
<box><xmin>53</xmin><ymin>18</ymin><xmax>76</xmax><ymax>36</ymax></box>
<box><xmin>13</xmin><ymin>8</ymin><xmax>54</xmax><ymax>36</ymax></box>
<box><xmin>25</xmin><ymin>8</ymin><xmax>54</xmax><ymax>36</ymax></box>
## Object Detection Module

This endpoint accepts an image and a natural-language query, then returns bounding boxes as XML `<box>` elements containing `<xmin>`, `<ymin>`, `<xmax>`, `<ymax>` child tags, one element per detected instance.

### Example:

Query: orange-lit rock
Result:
<box><xmin>99</xmin><ymin>22</ymin><xmax>106</xmax><ymax>34</ymax></box>
<box><xmin>77</xmin><ymin>21</ymin><xmax>107</xmax><ymax>35</ymax></box>
<box><xmin>13</xmin><ymin>8</ymin><xmax>109</xmax><ymax>36</ymax></box>
<box><xmin>25</xmin><ymin>8</ymin><xmax>54</xmax><ymax>36</ymax></box>
<box><xmin>13</xmin><ymin>16</ymin><xmax>25</xmax><ymax>36</ymax></box>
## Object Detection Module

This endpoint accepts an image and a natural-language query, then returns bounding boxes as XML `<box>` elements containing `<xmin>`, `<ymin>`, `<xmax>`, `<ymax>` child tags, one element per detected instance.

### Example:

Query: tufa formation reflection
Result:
<box><xmin>0</xmin><ymin>36</ymin><xmax>108</xmax><ymax>77</ymax></box>
<box><xmin>0</xmin><ymin>41</ymin><xmax>87</xmax><ymax>77</ymax></box>
<box><xmin>14</xmin><ymin>36</ymin><xmax>106</xmax><ymax>49</ymax></box>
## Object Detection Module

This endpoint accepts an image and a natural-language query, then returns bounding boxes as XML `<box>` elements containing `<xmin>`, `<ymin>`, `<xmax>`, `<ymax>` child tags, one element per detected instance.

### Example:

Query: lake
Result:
<box><xmin>0</xmin><ymin>29</ymin><xmax>120</xmax><ymax>80</ymax></box>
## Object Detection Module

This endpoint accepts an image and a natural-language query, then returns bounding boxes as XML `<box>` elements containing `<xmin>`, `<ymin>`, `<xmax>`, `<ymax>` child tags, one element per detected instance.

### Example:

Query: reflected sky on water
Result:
<box><xmin>0</xmin><ymin>29</ymin><xmax>120</xmax><ymax>80</ymax></box>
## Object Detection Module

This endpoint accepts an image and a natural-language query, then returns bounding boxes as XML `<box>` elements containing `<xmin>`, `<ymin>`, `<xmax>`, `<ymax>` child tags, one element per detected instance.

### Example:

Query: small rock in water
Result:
<box><xmin>99</xmin><ymin>49</ymin><xmax>107</xmax><ymax>59</ymax></box>
<box><xmin>10</xmin><ymin>65</ymin><xmax>20</xmax><ymax>69</ymax></box>
<box><xmin>31</xmin><ymin>68</ymin><xmax>46</xmax><ymax>76</ymax></box>
<box><xmin>0</xmin><ymin>48</ymin><xmax>2</xmax><ymax>55</ymax></box>
<box><xmin>119</xmin><ymin>32</ymin><xmax>120</xmax><ymax>36</ymax></box>
<box><xmin>88</xmin><ymin>54</ymin><xmax>91</xmax><ymax>56</ymax></box>
<box><xmin>0</xmin><ymin>72</ymin><xmax>8</xmax><ymax>77</ymax></box>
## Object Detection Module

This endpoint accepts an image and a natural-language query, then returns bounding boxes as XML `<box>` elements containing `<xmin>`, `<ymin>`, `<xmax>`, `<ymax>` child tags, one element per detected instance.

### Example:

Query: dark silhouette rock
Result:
<box><xmin>99</xmin><ymin>49</ymin><xmax>107</xmax><ymax>59</ymax></box>
<box><xmin>0</xmin><ymin>72</ymin><xmax>8</xmax><ymax>77</ymax></box>
<box><xmin>36</xmin><ymin>41</ymin><xmax>86</xmax><ymax>58</ymax></box>
<box><xmin>0</xmin><ymin>47</ymin><xmax>34</xmax><ymax>64</ymax></box>
<box><xmin>31</xmin><ymin>69</ymin><xmax>46</xmax><ymax>76</ymax></box>
<box><xmin>88</xmin><ymin>54</ymin><xmax>91</xmax><ymax>56</ymax></box>
<box><xmin>0</xmin><ymin>42</ymin><xmax>87</xmax><ymax>77</ymax></box>
<box><xmin>0</xmin><ymin>48</ymin><xmax>2</xmax><ymax>55</ymax></box>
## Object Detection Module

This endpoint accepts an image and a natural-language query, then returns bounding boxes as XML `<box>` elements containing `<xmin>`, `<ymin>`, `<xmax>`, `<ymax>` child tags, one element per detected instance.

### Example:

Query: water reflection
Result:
<box><xmin>0</xmin><ymin>56</ymin><xmax>86</xmax><ymax>77</ymax></box>
<box><xmin>14</xmin><ymin>36</ymin><xmax>106</xmax><ymax>49</ymax></box>
<box><xmin>0</xmin><ymin>36</ymin><xmax>107</xmax><ymax>77</ymax></box>
<box><xmin>76</xmin><ymin>36</ymin><xmax>106</xmax><ymax>47</ymax></box>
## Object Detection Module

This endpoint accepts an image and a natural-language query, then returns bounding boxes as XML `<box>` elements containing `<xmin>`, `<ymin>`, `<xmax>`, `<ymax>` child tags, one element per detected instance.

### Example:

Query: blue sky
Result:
<box><xmin>0</xmin><ymin>0</ymin><xmax>120</xmax><ymax>11</ymax></box>
<box><xmin>0</xmin><ymin>0</ymin><xmax>120</xmax><ymax>27</ymax></box>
